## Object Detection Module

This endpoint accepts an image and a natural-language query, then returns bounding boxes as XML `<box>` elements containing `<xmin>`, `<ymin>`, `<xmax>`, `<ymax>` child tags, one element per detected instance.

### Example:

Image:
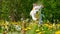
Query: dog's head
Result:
<box><xmin>40</xmin><ymin>4</ymin><xmax>44</xmax><ymax>8</ymax></box>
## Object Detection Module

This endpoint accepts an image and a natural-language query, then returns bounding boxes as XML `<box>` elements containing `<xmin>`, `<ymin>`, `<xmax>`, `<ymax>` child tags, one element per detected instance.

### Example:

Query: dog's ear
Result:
<box><xmin>40</xmin><ymin>4</ymin><xmax>44</xmax><ymax>8</ymax></box>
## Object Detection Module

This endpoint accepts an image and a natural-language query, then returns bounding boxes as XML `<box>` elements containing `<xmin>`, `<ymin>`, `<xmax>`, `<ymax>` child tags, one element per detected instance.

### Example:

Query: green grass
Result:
<box><xmin>25</xmin><ymin>23</ymin><xmax>60</xmax><ymax>34</ymax></box>
<box><xmin>0</xmin><ymin>21</ymin><xmax>60</xmax><ymax>34</ymax></box>
<box><xmin>25</xmin><ymin>24</ymin><xmax>37</xmax><ymax>34</ymax></box>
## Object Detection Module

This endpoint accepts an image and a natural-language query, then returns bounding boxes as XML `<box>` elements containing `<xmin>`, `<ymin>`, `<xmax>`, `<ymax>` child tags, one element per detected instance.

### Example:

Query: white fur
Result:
<box><xmin>30</xmin><ymin>5</ymin><xmax>42</xmax><ymax>21</ymax></box>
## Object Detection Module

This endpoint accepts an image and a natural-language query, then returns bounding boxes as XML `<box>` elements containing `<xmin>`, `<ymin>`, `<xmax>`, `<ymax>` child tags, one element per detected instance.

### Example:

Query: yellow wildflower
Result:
<box><xmin>44</xmin><ymin>24</ymin><xmax>49</xmax><ymax>27</ymax></box>
<box><xmin>55</xmin><ymin>31</ymin><xmax>60</xmax><ymax>34</ymax></box>
<box><xmin>38</xmin><ymin>32</ymin><xmax>42</xmax><ymax>34</ymax></box>
<box><xmin>48</xmin><ymin>25</ymin><xmax>53</xmax><ymax>30</ymax></box>
<box><xmin>24</xmin><ymin>28</ymin><xmax>28</xmax><ymax>31</ymax></box>
<box><xmin>36</xmin><ymin>29</ymin><xmax>40</xmax><ymax>32</ymax></box>
<box><xmin>57</xmin><ymin>24</ymin><xmax>60</xmax><ymax>27</ymax></box>
<box><xmin>27</xmin><ymin>27</ymin><xmax>31</xmax><ymax>30</ymax></box>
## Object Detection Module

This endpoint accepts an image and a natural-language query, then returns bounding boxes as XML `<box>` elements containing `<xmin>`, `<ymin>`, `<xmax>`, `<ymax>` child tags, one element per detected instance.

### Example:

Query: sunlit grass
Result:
<box><xmin>0</xmin><ymin>20</ymin><xmax>60</xmax><ymax>34</ymax></box>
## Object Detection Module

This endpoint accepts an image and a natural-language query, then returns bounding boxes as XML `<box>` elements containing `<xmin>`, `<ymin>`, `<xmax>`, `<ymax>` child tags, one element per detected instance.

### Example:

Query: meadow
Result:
<box><xmin>0</xmin><ymin>20</ymin><xmax>60</xmax><ymax>34</ymax></box>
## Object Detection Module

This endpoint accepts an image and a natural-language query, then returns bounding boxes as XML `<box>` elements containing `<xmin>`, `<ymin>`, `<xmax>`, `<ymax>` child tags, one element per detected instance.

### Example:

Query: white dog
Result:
<box><xmin>30</xmin><ymin>4</ymin><xmax>43</xmax><ymax>21</ymax></box>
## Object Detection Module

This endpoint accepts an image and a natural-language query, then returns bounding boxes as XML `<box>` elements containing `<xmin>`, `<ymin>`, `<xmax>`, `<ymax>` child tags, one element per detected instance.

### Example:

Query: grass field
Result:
<box><xmin>25</xmin><ymin>23</ymin><xmax>60</xmax><ymax>34</ymax></box>
<box><xmin>0</xmin><ymin>21</ymin><xmax>60</xmax><ymax>34</ymax></box>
